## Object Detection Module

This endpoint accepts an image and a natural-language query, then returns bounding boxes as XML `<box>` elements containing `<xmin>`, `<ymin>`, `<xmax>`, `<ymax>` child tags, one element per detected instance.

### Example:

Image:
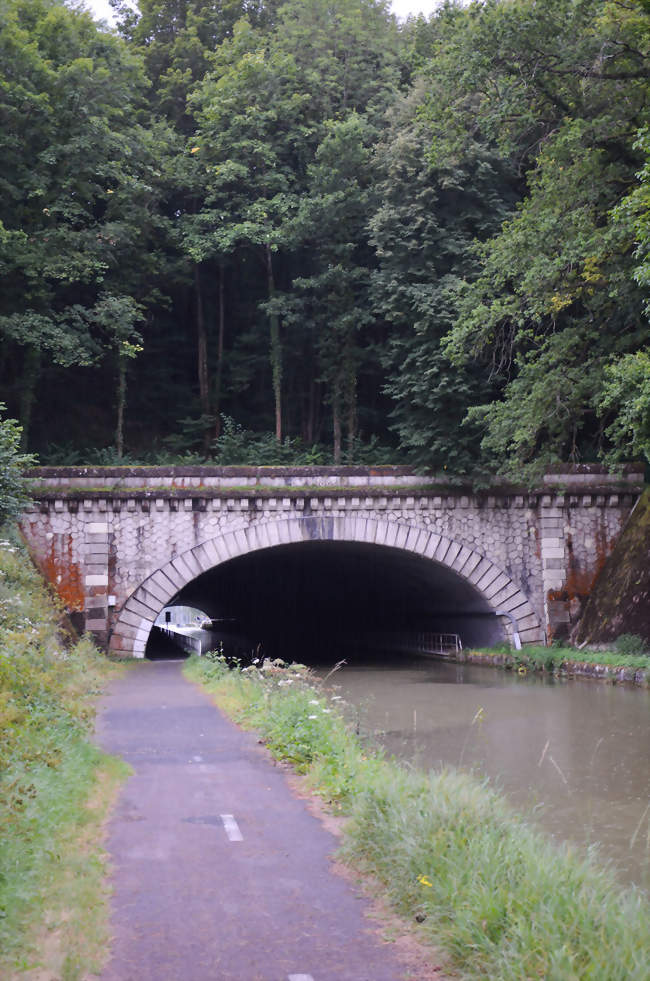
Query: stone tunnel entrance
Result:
<box><xmin>145</xmin><ymin>541</ymin><xmax>507</xmax><ymax>663</ymax></box>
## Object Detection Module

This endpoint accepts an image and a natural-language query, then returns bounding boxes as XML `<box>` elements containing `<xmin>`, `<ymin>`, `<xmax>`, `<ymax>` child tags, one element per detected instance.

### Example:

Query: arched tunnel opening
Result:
<box><xmin>145</xmin><ymin>541</ymin><xmax>507</xmax><ymax>664</ymax></box>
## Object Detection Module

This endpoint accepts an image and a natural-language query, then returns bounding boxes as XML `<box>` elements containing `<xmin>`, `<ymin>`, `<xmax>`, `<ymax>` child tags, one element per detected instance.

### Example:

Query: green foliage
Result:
<box><xmin>210</xmin><ymin>416</ymin><xmax>396</xmax><ymax>466</ymax></box>
<box><xmin>472</xmin><ymin>643</ymin><xmax>650</xmax><ymax>673</ymax></box>
<box><xmin>0</xmin><ymin>0</ymin><xmax>166</xmax><ymax>450</ymax></box>
<box><xmin>614</xmin><ymin>633</ymin><xmax>649</xmax><ymax>657</ymax></box>
<box><xmin>2</xmin><ymin>0</ymin><xmax>649</xmax><ymax>476</ymax></box>
<box><xmin>614</xmin><ymin>126</ymin><xmax>650</xmax><ymax>318</ymax></box>
<box><xmin>599</xmin><ymin>349</ymin><xmax>650</xmax><ymax>465</ymax></box>
<box><xmin>437</xmin><ymin>0</ymin><xmax>650</xmax><ymax>478</ymax></box>
<box><xmin>36</xmin><ymin>420</ymin><xmax>397</xmax><ymax>467</ymax></box>
<box><xmin>187</xmin><ymin>655</ymin><xmax>650</xmax><ymax>980</ymax></box>
<box><xmin>211</xmin><ymin>416</ymin><xmax>329</xmax><ymax>465</ymax></box>
<box><xmin>185</xmin><ymin>653</ymin><xmax>347</xmax><ymax>771</ymax></box>
<box><xmin>371</xmin><ymin>79</ymin><xmax>517</xmax><ymax>474</ymax></box>
<box><xmin>0</xmin><ymin>528</ymin><xmax>124</xmax><ymax>975</ymax></box>
<box><xmin>0</xmin><ymin>405</ymin><xmax>35</xmax><ymax>524</ymax></box>
<box><xmin>277</xmin><ymin>113</ymin><xmax>381</xmax><ymax>459</ymax></box>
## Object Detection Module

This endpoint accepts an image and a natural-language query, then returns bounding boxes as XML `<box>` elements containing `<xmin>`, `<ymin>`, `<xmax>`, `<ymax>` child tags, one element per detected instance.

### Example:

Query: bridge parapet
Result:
<box><xmin>27</xmin><ymin>464</ymin><xmax>427</xmax><ymax>492</ymax></box>
<box><xmin>26</xmin><ymin>463</ymin><xmax>645</xmax><ymax>495</ymax></box>
<box><xmin>21</xmin><ymin>465</ymin><xmax>646</xmax><ymax>656</ymax></box>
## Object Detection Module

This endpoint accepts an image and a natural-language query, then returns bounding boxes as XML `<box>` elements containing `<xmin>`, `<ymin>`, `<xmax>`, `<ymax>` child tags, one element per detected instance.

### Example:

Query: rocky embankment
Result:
<box><xmin>573</xmin><ymin>487</ymin><xmax>650</xmax><ymax>647</ymax></box>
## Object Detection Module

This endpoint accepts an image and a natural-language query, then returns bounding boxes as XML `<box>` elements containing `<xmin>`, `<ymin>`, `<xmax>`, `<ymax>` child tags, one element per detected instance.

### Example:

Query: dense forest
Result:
<box><xmin>1</xmin><ymin>0</ymin><xmax>649</xmax><ymax>479</ymax></box>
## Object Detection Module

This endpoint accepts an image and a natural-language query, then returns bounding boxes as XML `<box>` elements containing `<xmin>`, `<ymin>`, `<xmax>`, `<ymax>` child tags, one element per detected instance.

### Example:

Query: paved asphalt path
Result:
<box><xmin>95</xmin><ymin>661</ymin><xmax>414</xmax><ymax>981</ymax></box>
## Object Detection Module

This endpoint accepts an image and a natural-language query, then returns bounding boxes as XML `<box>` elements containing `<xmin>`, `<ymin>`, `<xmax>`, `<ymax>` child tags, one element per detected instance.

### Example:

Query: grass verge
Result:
<box><xmin>0</xmin><ymin>526</ymin><xmax>128</xmax><ymax>980</ymax></box>
<box><xmin>185</xmin><ymin>653</ymin><xmax>649</xmax><ymax>981</ymax></box>
<box><xmin>464</xmin><ymin>643</ymin><xmax>649</xmax><ymax>684</ymax></box>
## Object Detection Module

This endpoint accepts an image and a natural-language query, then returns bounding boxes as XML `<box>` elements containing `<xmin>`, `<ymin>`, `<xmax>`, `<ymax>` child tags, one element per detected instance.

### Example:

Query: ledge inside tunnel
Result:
<box><xmin>144</xmin><ymin>541</ymin><xmax>508</xmax><ymax>663</ymax></box>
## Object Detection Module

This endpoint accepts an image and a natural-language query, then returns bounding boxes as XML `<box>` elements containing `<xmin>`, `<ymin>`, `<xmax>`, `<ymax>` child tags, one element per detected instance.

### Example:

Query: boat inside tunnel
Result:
<box><xmin>145</xmin><ymin>541</ymin><xmax>508</xmax><ymax>663</ymax></box>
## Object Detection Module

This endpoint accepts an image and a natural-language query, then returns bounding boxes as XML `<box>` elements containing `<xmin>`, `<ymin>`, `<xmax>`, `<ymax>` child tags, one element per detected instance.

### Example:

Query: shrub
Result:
<box><xmin>0</xmin><ymin>405</ymin><xmax>35</xmax><ymax>524</ymax></box>
<box><xmin>615</xmin><ymin>633</ymin><xmax>649</xmax><ymax>657</ymax></box>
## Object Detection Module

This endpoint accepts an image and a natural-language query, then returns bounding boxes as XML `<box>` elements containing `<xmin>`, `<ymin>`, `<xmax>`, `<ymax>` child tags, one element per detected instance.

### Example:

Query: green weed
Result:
<box><xmin>0</xmin><ymin>526</ymin><xmax>125</xmax><ymax>979</ymax></box>
<box><xmin>471</xmin><ymin>643</ymin><xmax>650</xmax><ymax>674</ymax></box>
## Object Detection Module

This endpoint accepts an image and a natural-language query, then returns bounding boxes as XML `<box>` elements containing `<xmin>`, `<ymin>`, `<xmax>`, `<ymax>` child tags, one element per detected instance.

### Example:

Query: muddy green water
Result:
<box><xmin>326</xmin><ymin>656</ymin><xmax>650</xmax><ymax>891</ymax></box>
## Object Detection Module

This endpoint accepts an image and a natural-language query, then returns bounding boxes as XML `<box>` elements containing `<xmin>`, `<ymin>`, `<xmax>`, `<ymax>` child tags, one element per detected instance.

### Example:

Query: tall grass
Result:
<box><xmin>0</xmin><ymin>527</ymin><xmax>126</xmax><ymax>979</ymax></box>
<box><xmin>186</xmin><ymin>653</ymin><xmax>649</xmax><ymax>980</ymax></box>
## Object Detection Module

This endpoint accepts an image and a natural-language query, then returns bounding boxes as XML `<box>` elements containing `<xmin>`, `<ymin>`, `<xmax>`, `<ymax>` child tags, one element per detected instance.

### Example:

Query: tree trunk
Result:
<box><xmin>195</xmin><ymin>265</ymin><xmax>211</xmax><ymax>453</ymax></box>
<box><xmin>306</xmin><ymin>377</ymin><xmax>316</xmax><ymax>445</ymax></box>
<box><xmin>214</xmin><ymin>261</ymin><xmax>226</xmax><ymax>441</ymax></box>
<box><xmin>115</xmin><ymin>354</ymin><xmax>127</xmax><ymax>459</ymax></box>
<box><xmin>18</xmin><ymin>345</ymin><xmax>41</xmax><ymax>450</ymax></box>
<box><xmin>332</xmin><ymin>385</ymin><xmax>342</xmax><ymax>464</ymax></box>
<box><xmin>266</xmin><ymin>244</ymin><xmax>282</xmax><ymax>442</ymax></box>
<box><xmin>346</xmin><ymin>361</ymin><xmax>357</xmax><ymax>459</ymax></box>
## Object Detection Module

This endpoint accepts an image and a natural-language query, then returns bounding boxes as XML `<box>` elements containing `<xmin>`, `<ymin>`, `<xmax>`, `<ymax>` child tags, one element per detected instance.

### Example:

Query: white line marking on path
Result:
<box><xmin>220</xmin><ymin>814</ymin><xmax>243</xmax><ymax>841</ymax></box>
<box><xmin>288</xmin><ymin>975</ymin><xmax>314</xmax><ymax>980</ymax></box>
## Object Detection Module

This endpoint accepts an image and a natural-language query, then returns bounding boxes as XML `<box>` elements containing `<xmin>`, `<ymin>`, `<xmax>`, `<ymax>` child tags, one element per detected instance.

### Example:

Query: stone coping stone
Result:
<box><xmin>26</xmin><ymin>465</ymin><xmax>416</xmax><ymax>479</ymax></box>
<box><xmin>28</xmin><ymin>484</ymin><xmax>469</xmax><ymax>500</ymax></box>
<box><xmin>543</xmin><ymin>462</ymin><xmax>645</xmax><ymax>476</ymax></box>
<box><xmin>26</xmin><ymin>484</ymin><xmax>643</xmax><ymax>502</ymax></box>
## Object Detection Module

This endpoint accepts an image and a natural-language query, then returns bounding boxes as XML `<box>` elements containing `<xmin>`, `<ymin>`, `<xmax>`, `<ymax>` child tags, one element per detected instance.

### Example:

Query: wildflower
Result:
<box><xmin>107</xmin><ymin>189</ymin><xmax>114</xmax><ymax>194</ymax></box>
<box><xmin>322</xmin><ymin>708</ymin><xmax>331</xmax><ymax>714</ymax></box>
<box><xmin>308</xmin><ymin>715</ymin><xmax>318</xmax><ymax>720</ymax></box>
<box><xmin>418</xmin><ymin>874</ymin><xmax>433</xmax><ymax>888</ymax></box>
<box><xmin>190</xmin><ymin>146</ymin><xmax>200</xmax><ymax>153</ymax></box>
<box><xmin>309</xmin><ymin>699</ymin><xmax>319</xmax><ymax>705</ymax></box>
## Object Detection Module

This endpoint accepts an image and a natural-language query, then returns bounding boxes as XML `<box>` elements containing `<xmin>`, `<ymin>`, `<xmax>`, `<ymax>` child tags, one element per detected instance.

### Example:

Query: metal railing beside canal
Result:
<box><xmin>353</xmin><ymin>631</ymin><xmax>463</xmax><ymax>658</ymax></box>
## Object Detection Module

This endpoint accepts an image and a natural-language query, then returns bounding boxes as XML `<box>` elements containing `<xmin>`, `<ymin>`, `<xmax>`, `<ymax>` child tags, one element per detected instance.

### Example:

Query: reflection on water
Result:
<box><xmin>323</xmin><ymin>656</ymin><xmax>650</xmax><ymax>891</ymax></box>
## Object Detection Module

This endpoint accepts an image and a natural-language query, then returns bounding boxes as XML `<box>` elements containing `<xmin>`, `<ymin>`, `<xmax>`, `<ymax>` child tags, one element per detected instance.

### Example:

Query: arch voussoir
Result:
<box><xmin>163</xmin><ymin>562</ymin><xmax>187</xmax><ymax>591</ymax></box>
<box><xmin>451</xmin><ymin>545</ymin><xmax>472</xmax><ymax>573</ymax></box>
<box><xmin>286</xmin><ymin>519</ymin><xmax>307</xmax><ymax>544</ymax></box>
<box><xmin>242</xmin><ymin>524</ymin><xmax>262</xmax><ymax>553</ymax></box>
<box><xmin>421</xmin><ymin>533</ymin><xmax>440</xmax><ymax>558</ymax></box>
<box><xmin>189</xmin><ymin>542</ymin><xmax>212</xmax><ymax>570</ymax></box>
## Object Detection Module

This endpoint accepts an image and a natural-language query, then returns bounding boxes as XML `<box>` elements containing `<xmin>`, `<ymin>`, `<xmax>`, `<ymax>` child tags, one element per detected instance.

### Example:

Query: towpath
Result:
<box><xmin>95</xmin><ymin>661</ymin><xmax>432</xmax><ymax>981</ymax></box>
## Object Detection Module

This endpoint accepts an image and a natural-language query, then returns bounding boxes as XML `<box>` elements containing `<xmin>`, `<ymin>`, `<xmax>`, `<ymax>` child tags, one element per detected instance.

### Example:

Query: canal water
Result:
<box><xmin>322</xmin><ymin>655</ymin><xmax>650</xmax><ymax>892</ymax></box>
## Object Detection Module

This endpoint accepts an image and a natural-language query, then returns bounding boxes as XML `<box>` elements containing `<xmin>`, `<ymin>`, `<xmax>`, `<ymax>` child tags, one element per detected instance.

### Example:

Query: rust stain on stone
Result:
<box><xmin>552</xmin><ymin>523</ymin><xmax>613</xmax><ymax>606</ymax></box>
<box><xmin>41</xmin><ymin>535</ymin><xmax>85</xmax><ymax>612</ymax></box>
<box><xmin>108</xmin><ymin>536</ymin><xmax>117</xmax><ymax>595</ymax></box>
<box><xmin>547</xmin><ymin>521</ymin><xmax>615</xmax><ymax>640</ymax></box>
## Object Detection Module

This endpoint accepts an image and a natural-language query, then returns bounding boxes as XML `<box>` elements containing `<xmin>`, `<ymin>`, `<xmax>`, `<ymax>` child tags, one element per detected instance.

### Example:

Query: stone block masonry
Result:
<box><xmin>21</xmin><ymin>465</ymin><xmax>645</xmax><ymax>657</ymax></box>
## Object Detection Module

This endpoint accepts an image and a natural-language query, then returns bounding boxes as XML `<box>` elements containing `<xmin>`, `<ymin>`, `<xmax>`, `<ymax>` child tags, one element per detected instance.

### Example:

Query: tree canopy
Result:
<box><xmin>0</xmin><ymin>0</ymin><xmax>648</xmax><ymax>475</ymax></box>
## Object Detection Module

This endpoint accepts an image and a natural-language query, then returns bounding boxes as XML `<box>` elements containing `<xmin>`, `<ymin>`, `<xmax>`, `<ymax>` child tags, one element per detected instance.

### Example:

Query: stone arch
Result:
<box><xmin>109</xmin><ymin>515</ymin><xmax>543</xmax><ymax>657</ymax></box>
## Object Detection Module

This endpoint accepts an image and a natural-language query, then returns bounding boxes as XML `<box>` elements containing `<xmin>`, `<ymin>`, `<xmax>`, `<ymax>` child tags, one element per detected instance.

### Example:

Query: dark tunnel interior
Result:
<box><xmin>145</xmin><ymin>541</ymin><xmax>506</xmax><ymax>663</ymax></box>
